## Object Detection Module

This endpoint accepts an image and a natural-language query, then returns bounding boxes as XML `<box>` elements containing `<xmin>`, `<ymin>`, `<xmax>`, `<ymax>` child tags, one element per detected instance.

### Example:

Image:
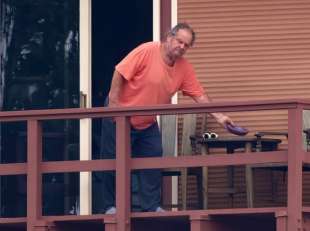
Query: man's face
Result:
<box><xmin>166</xmin><ymin>29</ymin><xmax>193</xmax><ymax>59</ymax></box>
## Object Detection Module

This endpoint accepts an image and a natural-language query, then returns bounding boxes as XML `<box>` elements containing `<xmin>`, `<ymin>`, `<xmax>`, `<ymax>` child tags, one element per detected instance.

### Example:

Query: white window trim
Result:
<box><xmin>79</xmin><ymin>0</ymin><xmax>92</xmax><ymax>215</ymax></box>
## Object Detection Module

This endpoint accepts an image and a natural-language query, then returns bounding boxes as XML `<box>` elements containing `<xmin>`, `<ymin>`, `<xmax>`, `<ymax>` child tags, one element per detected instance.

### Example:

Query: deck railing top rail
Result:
<box><xmin>0</xmin><ymin>99</ymin><xmax>308</xmax><ymax>122</ymax></box>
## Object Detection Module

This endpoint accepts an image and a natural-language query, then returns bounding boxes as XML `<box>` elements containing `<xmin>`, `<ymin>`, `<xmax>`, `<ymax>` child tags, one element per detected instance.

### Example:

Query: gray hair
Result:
<box><xmin>166</xmin><ymin>23</ymin><xmax>196</xmax><ymax>46</ymax></box>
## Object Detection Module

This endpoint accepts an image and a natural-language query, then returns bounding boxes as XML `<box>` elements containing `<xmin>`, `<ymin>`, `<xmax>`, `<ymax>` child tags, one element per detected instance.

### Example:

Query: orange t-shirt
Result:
<box><xmin>114</xmin><ymin>42</ymin><xmax>204</xmax><ymax>129</ymax></box>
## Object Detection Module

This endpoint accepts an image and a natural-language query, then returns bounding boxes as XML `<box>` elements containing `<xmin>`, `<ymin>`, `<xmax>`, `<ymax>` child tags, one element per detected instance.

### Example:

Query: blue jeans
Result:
<box><xmin>98</xmin><ymin>118</ymin><xmax>163</xmax><ymax>212</ymax></box>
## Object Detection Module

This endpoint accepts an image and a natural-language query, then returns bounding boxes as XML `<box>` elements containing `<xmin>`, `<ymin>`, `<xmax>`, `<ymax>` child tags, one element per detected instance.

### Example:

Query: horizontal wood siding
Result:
<box><xmin>177</xmin><ymin>0</ymin><xmax>310</xmax><ymax>209</ymax></box>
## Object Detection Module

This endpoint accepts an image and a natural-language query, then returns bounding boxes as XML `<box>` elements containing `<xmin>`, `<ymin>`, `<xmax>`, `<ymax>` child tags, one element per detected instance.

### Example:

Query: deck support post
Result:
<box><xmin>104</xmin><ymin>217</ymin><xmax>117</xmax><ymax>231</ymax></box>
<box><xmin>115</xmin><ymin>116</ymin><xmax>131</xmax><ymax>231</ymax></box>
<box><xmin>287</xmin><ymin>107</ymin><xmax>303</xmax><ymax>231</ymax></box>
<box><xmin>190</xmin><ymin>215</ymin><xmax>225</xmax><ymax>231</ymax></box>
<box><xmin>33</xmin><ymin>221</ymin><xmax>56</xmax><ymax>231</ymax></box>
<box><xmin>275</xmin><ymin>211</ymin><xmax>287</xmax><ymax>231</ymax></box>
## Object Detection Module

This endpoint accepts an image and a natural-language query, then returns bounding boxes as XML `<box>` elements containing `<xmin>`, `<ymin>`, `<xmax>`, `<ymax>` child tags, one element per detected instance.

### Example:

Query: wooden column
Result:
<box><xmin>190</xmin><ymin>215</ymin><xmax>228</xmax><ymax>231</ymax></box>
<box><xmin>104</xmin><ymin>217</ymin><xmax>117</xmax><ymax>231</ymax></box>
<box><xmin>160</xmin><ymin>0</ymin><xmax>171</xmax><ymax>40</ymax></box>
<box><xmin>33</xmin><ymin>221</ymin><xmax>56</xmax><ymax>231</ymax></box>
<box><xmin>275</xmin><ymin>211</ymin><xmax>287</xmax><ymax>231</ymax></box>
<box><xmin>115</xmin><ymin>116</ymin><xmax>131</xmax><ymax>231</ymax></box>
<box><xmin>27</xmin><ymin>120</ymin><xmax>43</xmax><ymax>231</ymax></box>
<box><xmin>287</xmin><ymin>106</ymin><xmax>303</xmax><ymax>231</ymax></box>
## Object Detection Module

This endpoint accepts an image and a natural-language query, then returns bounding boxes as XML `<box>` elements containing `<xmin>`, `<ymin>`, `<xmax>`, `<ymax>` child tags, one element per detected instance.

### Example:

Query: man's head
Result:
<box><xmin>163</xmin><ymin>23</ymin><xmax>196</xmax><ymax>62</ymax></box>
<box><xmin>167</xmin><ymin>23</ymin><xmax>196</xmax><ymax>46</ymax></box>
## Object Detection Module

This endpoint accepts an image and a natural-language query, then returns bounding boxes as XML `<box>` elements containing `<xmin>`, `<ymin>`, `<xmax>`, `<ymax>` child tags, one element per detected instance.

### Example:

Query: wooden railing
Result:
<box><xmin>0</xmin><ymin>99</ymin><xmax>309</xmax><ymax>231</ymax></box>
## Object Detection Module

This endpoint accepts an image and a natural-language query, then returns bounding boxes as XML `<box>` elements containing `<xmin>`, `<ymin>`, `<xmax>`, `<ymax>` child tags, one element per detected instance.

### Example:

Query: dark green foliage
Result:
<box><xmin>1</xmin><ymin>0</ymin><xmax>79</xmax><ymax>110</ymax></box>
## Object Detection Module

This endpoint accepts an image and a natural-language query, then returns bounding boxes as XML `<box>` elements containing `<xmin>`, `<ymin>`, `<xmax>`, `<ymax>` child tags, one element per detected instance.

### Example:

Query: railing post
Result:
<box><xmin>190</xmin><ymin>215</ymin><xmax>226</xmax><ymax>231</ymax></box>
<box><xmin>190</xmin><ymin>215</ymin><xmax>210</xmax><ymax>231</ymax></box>
<box><xmin>275</xmin><ymin>211</ymin><xmax>287</xmax><ymax>231</ymax></box>
<box><xmin>27</xmin><ymin>120</ymin><xmax>43</xmax><ymax>231</ymax></box>
<box><xmin>33</xmin><ymin>221</ymin><xmax>56</xmax><ymax>231</ymax></box>
<box><xmin>287</xmin><ymin>106</ymin><xmax>304</xmax><ymax>231</ymax></box>
<box><xmin>115</xmin><ymin>116</ymin><xmax>131</xmax><ymax>231</ymax></box>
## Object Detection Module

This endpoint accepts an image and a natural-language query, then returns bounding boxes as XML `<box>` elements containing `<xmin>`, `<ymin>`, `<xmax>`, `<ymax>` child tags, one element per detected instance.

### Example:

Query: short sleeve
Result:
<box><xmin>180</xmin><ymin>62</ymin><xmax>204</xmax><ymax>97</ymax></box>
<box><xmin>115</xmin><ymin>43</ymin><xmax>151</xmax><ymax>81</ymax></box>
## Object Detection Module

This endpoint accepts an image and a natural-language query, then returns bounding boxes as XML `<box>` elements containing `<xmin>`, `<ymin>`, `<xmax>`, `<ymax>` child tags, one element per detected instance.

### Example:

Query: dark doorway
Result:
<box><xmin>91</xmin><ymin>1</ymin><xmax>153</xmax><ymax>213</ymax></box>
<box><xmin>91</xmin><ymin>1</ymin><xmax>153</xmax><ymax>107</ymax></box>
<box><xmin>91</xmin><ymin>1</ymin><xmax>153</xmax><ymax>157</ymax></box>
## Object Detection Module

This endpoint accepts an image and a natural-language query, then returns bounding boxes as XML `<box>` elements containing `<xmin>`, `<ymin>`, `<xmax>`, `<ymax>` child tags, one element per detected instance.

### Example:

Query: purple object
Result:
<box><xmin>225</xmin><ymin>123</ymin><xmax>249</xmax><ymax>136</ymax></box>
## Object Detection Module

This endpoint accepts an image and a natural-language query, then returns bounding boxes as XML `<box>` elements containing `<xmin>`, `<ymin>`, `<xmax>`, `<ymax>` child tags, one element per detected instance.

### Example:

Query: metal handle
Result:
<box><xmin>79</xmin><ymin>91</ymin><xmax>87</xmax><ymax>108</ymax></box>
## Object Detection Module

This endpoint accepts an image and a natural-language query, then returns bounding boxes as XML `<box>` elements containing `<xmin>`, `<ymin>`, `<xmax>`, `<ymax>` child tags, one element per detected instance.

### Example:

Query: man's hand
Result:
<box><xmin>211</xmin><ymin>112</ymin><xmax>234</xmax><ymax>128</ymax></box>
<box><xmin>192</xmin><ymin>95</ymin><xmax>234</xmax><ymax>127</ymax></box>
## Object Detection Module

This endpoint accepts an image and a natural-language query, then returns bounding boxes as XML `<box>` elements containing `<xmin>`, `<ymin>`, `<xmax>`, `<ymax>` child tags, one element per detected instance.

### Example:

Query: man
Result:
<box><xmin>100</xmin><ymin>23</ymin><xmax>233</xmax><ymax>214</ymax></box>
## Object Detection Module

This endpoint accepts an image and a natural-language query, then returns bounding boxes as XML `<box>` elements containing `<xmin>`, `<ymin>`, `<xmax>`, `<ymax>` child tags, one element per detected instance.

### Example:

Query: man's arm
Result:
<box><xmin>108</xmin><ymin>70</ymin><xmax>124</xmax><ymax>107</ymax></box>
<box><xmin>192</xmin><ymin>94</ymin><xmax>233</xmax><ymax>127</ymax></box>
